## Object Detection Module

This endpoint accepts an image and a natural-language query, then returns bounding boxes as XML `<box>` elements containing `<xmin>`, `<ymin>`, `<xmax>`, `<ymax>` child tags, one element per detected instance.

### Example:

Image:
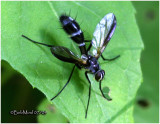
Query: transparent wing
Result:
<box><xmin>50</xmin><ymin>46</ymin><xmax>87</xmax><ymax>65</ymax></box>
<box><xmin>89</xmin><ymin>13</ymin><xmax>117</xmax><ymax>59</ymax></box>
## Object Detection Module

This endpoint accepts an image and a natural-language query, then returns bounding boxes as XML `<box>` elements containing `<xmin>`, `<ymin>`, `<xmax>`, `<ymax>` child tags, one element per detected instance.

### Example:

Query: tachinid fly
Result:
<box><xmin>22</xmin><ymin>13</ymin><xmax>120</xmax><ymax>118</ymax></box>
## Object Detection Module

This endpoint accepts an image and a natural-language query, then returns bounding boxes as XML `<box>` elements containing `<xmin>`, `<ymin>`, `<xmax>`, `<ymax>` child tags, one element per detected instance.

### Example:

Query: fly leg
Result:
<box><xmin>84</xmin><ymin>40</ymin><xmax>91</xmax><ymax>42</ymax></box>
<box><xmin>50</xmin><ymin>65</ymin><xmax>76</xmax><ymax>101</ymax></box>
<box><xmin>85</xmin><ymin>71</ymin><xmax>91</xmax><ymax>118</ymax></box>
<box><xmin>99</xmin><ymin>81</ymin><xmax>112</xmax><ymax>101</ymax></box>
<box><xmin>101</xmin><ymin>54</ymin><xmax>120</xmax><ymax>61</ymax></box>
<box><xmin>22</xmin><ymin>35</ymin><xmax>54</xmax><ymax>47</ymax></box>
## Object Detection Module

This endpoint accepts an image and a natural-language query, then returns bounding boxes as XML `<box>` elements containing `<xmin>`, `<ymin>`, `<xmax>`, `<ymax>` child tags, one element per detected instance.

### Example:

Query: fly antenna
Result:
<box><xmin>22</xmin><ymin>35</ymin><xmax>54</xmax><ymax>47</ymax></box>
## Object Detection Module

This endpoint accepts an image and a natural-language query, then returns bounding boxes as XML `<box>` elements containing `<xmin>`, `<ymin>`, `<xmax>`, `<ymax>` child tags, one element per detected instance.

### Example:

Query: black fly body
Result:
<box><xmin>22</xmin><ymin>13</ymin><xmax>120</xmax><ymax>118</ymax></box>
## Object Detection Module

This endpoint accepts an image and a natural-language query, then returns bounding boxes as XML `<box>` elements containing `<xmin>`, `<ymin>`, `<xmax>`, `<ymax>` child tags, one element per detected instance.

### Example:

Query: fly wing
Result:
<box><xmin>50</xmin><ymin>46</ymin><xmax>87</xmax><ymax>65</ymax></box>
<box><xmin>89</xmin><ymin>13</ymin><xmax>116</xmax><ymax>59</ymax></box>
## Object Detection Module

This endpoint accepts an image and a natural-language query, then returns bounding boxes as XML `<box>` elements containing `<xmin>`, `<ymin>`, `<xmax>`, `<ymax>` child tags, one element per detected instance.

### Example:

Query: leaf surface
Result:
<box><xmin>2</xmin><ymin>1</ymin><xmax>143</xmax><ymax>122</ymax></box>
<box><xmin>37</xmin><ymin>98</ymin><xmax>68</xmax><ymax>123</ymax></box>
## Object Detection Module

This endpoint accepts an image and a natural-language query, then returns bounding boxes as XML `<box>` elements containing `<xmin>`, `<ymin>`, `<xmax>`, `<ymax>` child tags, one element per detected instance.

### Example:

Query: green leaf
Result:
<box><xmin>132</xmin><ymin>1</ymin><xmax>159</xmax><ymax>123</ymax></box>
<box><xmin>2</xmin><ymin>1</ymin><xmax>143</xmax><ymax>122</ymax></box>
<box><xmin>37</xmin><ymin>99</ymin><xmax>68</xmax><ymax>123</ymax></box>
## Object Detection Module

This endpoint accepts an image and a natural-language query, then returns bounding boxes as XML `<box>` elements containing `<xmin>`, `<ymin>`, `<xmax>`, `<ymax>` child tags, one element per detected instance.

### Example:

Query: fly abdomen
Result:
<box><xmin>60</xmin><ymin>15</ymin><xmax>80</xmax><ymax>35</ymax></box>
<box><xmin>60</xmin><ymin>15</ymin><xmax>87</xmax><ymax>55</ymax></box>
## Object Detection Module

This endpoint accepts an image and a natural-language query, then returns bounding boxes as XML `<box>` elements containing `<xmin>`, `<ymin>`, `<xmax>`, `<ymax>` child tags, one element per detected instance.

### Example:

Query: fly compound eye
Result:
<box><xmin>95</xmin><ymin>70</ymin><xmax>104</xmax><ymax>81</ymax></box>
<box><xmin>101</xmin><ymin>70</ymin><xmax>105</xmax><ymax>77</ymax></box>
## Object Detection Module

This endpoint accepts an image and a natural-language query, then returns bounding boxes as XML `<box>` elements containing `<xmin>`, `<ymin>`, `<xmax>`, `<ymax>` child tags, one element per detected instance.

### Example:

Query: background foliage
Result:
<box><xmin>1</xmin><ymin>1</ymin><xmax>159</xmax><ymax>123</ymax></box>
<box><xmin>132</xmin><ymin>1</ymin><xmax>159</xmax><ymax>123</ymax></box>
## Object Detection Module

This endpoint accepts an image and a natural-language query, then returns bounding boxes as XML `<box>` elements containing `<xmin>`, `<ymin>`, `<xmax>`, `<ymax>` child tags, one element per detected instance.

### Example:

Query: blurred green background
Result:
<box><xmin>1</xmin><ymin>1</ymin><xmax>159</xmax><ymax>123</ymax></box>
<box><xmin>132</xmin><ymin>1</ymin><xmax>159</xmax><ymax>123</ymax></box>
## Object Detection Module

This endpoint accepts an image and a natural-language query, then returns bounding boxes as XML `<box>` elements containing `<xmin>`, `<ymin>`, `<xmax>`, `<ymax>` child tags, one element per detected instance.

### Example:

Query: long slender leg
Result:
<box><xmin>87</xmin><ymin>43</ymin><xmax>92</xmax><ymax>51</ymax></box>
<box><xmin>99</xmin><ymin>81</ymin><xmax>112</xmax><ymax>101</ymax></box>
<box><xmin>84</xmin><ymin>40</ymin><xmax>91</xmax><ymax>42</ymax></box>
<box><xmin>50</xmin><ymin>65</ymin><xmax>76</xmax><ymax>101</ymax></box>
<box><xmin>85</xmin><ymin>71</ymin><xmax>91</xmax><ymax>118</ymax></box>
<box><xmin>22</xmin><ymin>35</ymin><xmax>54</xmax><ymax>47</ymax></box>
<box><xmin>101</xmin><ymin>54</ymin><xmax>120</xmax><ymax>61</ymax></box>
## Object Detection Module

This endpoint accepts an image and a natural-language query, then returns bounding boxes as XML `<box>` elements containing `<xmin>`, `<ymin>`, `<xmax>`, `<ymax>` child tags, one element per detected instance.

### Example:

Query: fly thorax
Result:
<box><xmin>81</xmin><ymin>54</ymin><xmax>88</xmax><ymax>61</ymax></box>
<box><xmin>87</xmin><ymin>56</ymin><xmax>100</xmax><ymax>74</ymax></box>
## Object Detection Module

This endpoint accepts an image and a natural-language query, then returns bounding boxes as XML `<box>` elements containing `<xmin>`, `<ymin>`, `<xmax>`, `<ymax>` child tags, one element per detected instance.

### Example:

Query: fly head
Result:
<box><xmin>95</xmin><ymin>70</ymin><xmax>105</xmax><ymax>81</ymax></box>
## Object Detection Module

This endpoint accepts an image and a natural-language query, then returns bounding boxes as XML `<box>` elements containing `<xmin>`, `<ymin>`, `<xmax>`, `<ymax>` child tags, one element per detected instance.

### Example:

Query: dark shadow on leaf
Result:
<box><xmin>72</xmin><ymin>68</ymin><xmax>85</xmax><ymax>94</ymax></box>
<box><xmin>24</xmin><ymin>61</ymin><xmax>73</xmax><ymax>80</ymax></box>
<box><xmin>40</xmin><ymin>28</ymin><xmax>61</xmax><ymax>47</ymax></box>
<box><xmin>70</xmin><ymin>68</ymin><xmax>87</xmax><ymax>111</ymax></box>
